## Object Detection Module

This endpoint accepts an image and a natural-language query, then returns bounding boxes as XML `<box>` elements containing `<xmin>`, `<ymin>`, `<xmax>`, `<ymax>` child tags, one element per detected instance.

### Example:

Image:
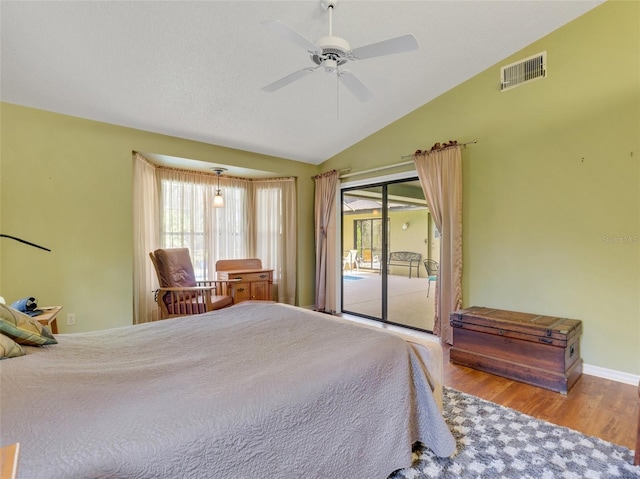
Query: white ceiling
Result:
<box><xmin>1</xmin><ymin>0</ymin><xmax>602</xmax><ymax>166</ymax></box>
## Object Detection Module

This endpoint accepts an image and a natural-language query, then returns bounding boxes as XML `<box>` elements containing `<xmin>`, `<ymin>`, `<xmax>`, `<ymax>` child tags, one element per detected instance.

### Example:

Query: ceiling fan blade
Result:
<box><xmin>350</xmin><ymin>34</ymin><xmax>419</xmax><ymax>60</ymax></box>
<box><xmin>262</xmin><ymin>67</ymin><xmax>319</xmax><ymax>92</ymax></box>
<box><xmin>261</xmin><ymin>20</ymin><xmax>320</xmax><ymax>54</ymax></box>
<box><xmin>338</xmin><ymin>70</ymin><xmax>374</xmax><ymax>102</ymax></box>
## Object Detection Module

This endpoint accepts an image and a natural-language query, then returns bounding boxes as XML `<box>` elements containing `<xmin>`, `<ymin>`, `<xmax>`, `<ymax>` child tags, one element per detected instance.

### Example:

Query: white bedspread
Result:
<box><xmin>0</xmin><ymin>302</ymin><xmax>455</xmax><ymax>479</ymax></box>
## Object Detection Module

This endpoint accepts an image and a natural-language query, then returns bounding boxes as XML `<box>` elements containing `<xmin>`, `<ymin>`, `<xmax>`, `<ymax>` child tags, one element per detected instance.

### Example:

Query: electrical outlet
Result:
<box><xmin>66</xmin><ymin>313</ymin><xmax>76</xmax><ymax>326</ymax></box>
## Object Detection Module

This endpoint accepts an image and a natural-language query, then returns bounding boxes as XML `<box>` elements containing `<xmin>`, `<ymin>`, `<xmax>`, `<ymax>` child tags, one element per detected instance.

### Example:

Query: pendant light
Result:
<box><xmin>210</xmin><ymin>167</ymin><xmax>227</xmax><ymax>208</ymax></box>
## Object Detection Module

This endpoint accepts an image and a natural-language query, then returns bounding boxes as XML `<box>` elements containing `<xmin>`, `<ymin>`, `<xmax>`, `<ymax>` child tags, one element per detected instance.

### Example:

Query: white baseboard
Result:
<box><xmin>583</xmin><ymin>363</ymin><xmax>639</xmax><ymax>386</ymax></box>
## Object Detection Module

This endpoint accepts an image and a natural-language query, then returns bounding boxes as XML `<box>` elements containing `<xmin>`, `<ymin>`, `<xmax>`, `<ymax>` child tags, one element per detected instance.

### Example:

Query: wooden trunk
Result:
<box><xmin>450</xmin><ymin>306</ymin><xmax>583</xmax><ymax>394</ymax></box>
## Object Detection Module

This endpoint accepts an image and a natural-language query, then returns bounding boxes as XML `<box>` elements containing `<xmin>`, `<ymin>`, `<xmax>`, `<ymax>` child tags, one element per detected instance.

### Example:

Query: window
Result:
<box><xmin>155</xmin><ymin>167</ymin><xmax>296</xmax><ymax>300</ymax></box>
<box><xmin>159</xmin><ymin>175</ymin><xmax>250</xmax><ymax>279</ymax></box>
<box><xmin>353</xmin><ymin>218</ymin><xmax>385</xmax><ymax>269</ymax></box>
<box><xmin>133</xmin><ymin>153</ymin><xmax>297</xmax><ymax>323</ymax></box>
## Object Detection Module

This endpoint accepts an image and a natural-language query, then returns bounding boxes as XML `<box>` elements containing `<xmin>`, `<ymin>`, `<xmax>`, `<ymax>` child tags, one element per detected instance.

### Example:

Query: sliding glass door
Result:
<box><xmin>341</xmin><ymin>178</ymin><xmax>437</xmax><ymax>333</ymax></box>
<box><xmin>342</xmin><ymin>185</ymin><xmax>384</xmax><ymax>318</ymax></box>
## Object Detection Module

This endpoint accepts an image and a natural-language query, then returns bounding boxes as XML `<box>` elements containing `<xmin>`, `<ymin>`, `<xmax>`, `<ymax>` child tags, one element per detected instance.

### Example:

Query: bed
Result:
<box><xmin>0</xmin><ymin>302</ymin><xmax>455</xmax><ymax>479</ymax></box>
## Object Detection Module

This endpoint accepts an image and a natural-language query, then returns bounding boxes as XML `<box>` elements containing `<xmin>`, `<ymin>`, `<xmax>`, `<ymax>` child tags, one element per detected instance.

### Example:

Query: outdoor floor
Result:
<box><xmin>342</xmin><ymin>270</ymin><xmax>435</xmax><ymax>332</ymax></box>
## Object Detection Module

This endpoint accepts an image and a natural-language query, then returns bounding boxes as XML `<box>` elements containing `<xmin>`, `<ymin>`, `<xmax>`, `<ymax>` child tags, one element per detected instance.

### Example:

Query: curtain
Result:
<box><xmin>413</xmin><ymin>145</ymin><xmax>463</xmax><ymax>344</ymax></box>
<box><xmin>314</xmin><ymin>170</ymin><xmax>339</xmax><ymax>312</ymax></box>
<box><xmin>132</xmin><ymin>153</ymin><xmax>159</xmax><ymax>323</ymax></box>
<box><xmin>253</xmin><ymin>178</ymin><xmax>297</xmax><ymax>304</ymax></box>
<box><xmin>155</xmin><ymin>168</ymin><xmax>249</xmax><ymax>279</ymax></box>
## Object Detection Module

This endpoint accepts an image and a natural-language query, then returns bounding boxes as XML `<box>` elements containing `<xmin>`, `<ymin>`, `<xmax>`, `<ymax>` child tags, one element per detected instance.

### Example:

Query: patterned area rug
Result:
<box><xmin>390</xmin><ymin>387</ymin><xmax>640</xmax><ymax>479</ymax></box>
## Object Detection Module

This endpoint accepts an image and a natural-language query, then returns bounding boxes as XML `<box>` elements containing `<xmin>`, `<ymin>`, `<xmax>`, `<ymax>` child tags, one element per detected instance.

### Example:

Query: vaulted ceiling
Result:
<box><xmin>1</xmin><ymin>1</ymin><xmax>602</xmax><ymax>165</ymax></box>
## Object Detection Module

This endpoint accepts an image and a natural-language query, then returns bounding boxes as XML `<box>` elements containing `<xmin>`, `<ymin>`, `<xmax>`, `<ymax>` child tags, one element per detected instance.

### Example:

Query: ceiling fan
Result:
<box><xmin>261</xmin><ymin>0</ymin><xmax>419</xmax><ymax>102</ymax></box>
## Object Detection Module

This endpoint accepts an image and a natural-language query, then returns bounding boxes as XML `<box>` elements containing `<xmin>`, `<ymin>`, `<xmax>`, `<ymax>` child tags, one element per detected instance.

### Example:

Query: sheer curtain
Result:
<box><xmin>132</xmin><ymin>153</ymin><xmax>159</xmax><ymax>324</ymax></box>
<box><xmin>156</xmin><ymin>168</ymin><xmax>249</xmax><ymax>279</ymax></box>
<box><xmin>313</xmin><ymin>170</ymin><xmax>339</xmax><ymax>313</ymax></box>
<box><xmin>413</xmin><ymin>145</ymin><xmax>463</xmax><ymax>344</ymax></box>
<box><xmin>132</xmin><ymin>160</ymin><xmax>297</xmax><ymax>322</ymax></box>
<box><xmin>254</xmin><ymin>178</ymin><xmax>297</xmax><ymax>304</ymax></box>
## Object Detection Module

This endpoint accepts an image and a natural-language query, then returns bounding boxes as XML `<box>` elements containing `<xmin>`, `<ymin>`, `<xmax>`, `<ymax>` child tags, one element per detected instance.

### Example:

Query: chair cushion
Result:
<box><xmin>153</xmin><ymin>248</ymin><xmax>197</xmax><ymax>288</ymax></box>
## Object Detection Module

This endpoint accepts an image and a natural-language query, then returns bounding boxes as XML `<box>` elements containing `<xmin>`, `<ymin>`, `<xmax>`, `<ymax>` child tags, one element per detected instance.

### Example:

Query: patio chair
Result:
<box><xmin>343</xmin><ymin>250</ymin><xmax>358</xmax><ymax>271</ymax></box>
<box><xmin>423</xmin><ymin>259</ymin><xmax>439</xmax><ymax>297</ymax></box>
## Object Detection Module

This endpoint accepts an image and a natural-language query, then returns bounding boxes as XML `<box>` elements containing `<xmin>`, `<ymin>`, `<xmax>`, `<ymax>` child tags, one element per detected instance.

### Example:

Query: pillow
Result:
<box><xmin>0</xmin><ymin>303</ymin><xmax>57</xmax><ymax>346</ymax></box>
<box><xmin>0</xmin><ymin>333</ymin><xmax>26</xmax><ymax>359</ymax></box>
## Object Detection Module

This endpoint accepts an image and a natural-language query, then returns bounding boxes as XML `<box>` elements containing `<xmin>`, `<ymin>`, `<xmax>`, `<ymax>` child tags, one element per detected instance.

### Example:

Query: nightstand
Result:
<box><xmin>35</xmin><ymin>306</ymin><xmax>62</xmax><ymax>334</ymax></box>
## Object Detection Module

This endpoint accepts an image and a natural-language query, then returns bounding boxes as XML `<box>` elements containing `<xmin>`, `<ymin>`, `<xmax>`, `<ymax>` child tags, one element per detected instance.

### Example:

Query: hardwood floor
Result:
<box><xmin>441</xmin><ymin>345</ymin><xmax>638</xmax><ymax>450</ymax></box>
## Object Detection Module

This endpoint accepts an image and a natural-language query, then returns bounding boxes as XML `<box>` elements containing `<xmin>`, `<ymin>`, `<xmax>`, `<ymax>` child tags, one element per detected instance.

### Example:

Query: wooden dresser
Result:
<box><xmin>216</xmin><ymin>258</ymin><xmax>274</xmax><ymax>303</ymax></box>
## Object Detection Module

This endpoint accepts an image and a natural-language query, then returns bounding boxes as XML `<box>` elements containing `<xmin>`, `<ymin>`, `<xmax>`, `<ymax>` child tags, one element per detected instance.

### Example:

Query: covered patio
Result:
<box><xmin>342</xmin><ymin>270</ymin><xmax>436</xmax><ymax>332</ymax></box>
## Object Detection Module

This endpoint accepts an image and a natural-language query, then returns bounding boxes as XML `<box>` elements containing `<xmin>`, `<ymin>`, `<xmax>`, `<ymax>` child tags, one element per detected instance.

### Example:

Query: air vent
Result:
<box><xmin>500</xmin><ymin>51</ymin><xmax>546</xmax><ymax>91</ymax></box>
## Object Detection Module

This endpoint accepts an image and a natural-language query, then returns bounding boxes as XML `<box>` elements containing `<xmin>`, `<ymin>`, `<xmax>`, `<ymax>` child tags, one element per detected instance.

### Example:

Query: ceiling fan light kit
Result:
<box><xmin>261</xmin><ymin>0</ymin><xmax>419</xmax><ymax>102</ymax></box>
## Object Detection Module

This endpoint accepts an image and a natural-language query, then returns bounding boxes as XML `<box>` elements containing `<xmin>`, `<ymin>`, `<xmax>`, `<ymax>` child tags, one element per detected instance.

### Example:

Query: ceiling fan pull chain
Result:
<box><xmin>336</xmin><ymin>69</ymin><xmax>340</xmax><ymax>119</ymax></box>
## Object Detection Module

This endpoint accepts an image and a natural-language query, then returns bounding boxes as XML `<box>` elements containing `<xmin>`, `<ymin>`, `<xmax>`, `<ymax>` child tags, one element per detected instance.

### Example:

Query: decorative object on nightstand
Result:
<box><xmin>10</xmin><ymin>297</ymin><xmax>40</xmax><ymax>317</ymax></box>
<box><xmin>216</xmin><ymin>259</ymin><xmax>274</xmax><ymax>303</ymax></box>
<box><xmin>34</xmin><ymin>306</ymin><xmax>63</xmax><ymax>334</ymax></box>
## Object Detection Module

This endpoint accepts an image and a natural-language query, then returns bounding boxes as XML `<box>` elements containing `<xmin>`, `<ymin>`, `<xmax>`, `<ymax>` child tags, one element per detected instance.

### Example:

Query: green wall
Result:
<box><xmin>1</xmin><ymin>1</ymin><xmax>638</xmax><ymax>375</ymax></box>
<box><xmin>322</xmin><ymin>1</ymin><xmax>640</xmax><ymax>375</ymax></box>
<box><xmin>0</xmin><ymin>105</ymin><xmax>318</xmax><ymax>332</ymax></box>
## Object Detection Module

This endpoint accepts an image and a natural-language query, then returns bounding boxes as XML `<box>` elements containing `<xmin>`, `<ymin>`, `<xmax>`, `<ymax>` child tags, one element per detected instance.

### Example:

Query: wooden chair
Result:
<box><xmin>149</xmin><ymin>248</ymin><xmax>238</xmax><ymax>320</ymax></box>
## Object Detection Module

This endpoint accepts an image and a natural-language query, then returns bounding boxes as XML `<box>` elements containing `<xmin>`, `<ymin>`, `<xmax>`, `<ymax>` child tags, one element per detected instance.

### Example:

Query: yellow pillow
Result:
<box><xmin>0</xmin><ymin>333</ymin><xmax>26</xmax><ymax>359</ymax></box>
<box><xmin>0</xmin><ymin>303</ymin><xmax>57</xmax><ymax>346</ymax></box>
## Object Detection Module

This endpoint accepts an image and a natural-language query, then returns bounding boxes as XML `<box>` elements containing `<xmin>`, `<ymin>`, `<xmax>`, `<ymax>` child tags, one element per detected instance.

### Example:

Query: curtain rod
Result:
<box><xmin>400</xmin><ymin>140</ymin><xmax>478</xmax><ymax>160</ymax></box>
<box><xmin>400</xmin><ymin>139</ymin><xmax>477</xmax><ymax>159</ymax></box>
<box><xmin>340</xmin><ymin>140</ymin><xmax>477</xmax><ymax>179</ymax></box>
<box><xmin>311</xmin><ymin>168</ymin><xmax>350</xmax><ymax>180</ymax></box>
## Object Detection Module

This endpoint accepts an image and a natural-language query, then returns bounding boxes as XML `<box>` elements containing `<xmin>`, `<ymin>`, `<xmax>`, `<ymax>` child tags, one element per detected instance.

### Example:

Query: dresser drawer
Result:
<box><xmin>228</xmin><ymin>272</ymin><xmax>272</xmax><ymax>282</ymax></box>
<box><xmin>234</xmin><ymin>283</ymin><xmax>252</xmax><ymax>301</ymax></box>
